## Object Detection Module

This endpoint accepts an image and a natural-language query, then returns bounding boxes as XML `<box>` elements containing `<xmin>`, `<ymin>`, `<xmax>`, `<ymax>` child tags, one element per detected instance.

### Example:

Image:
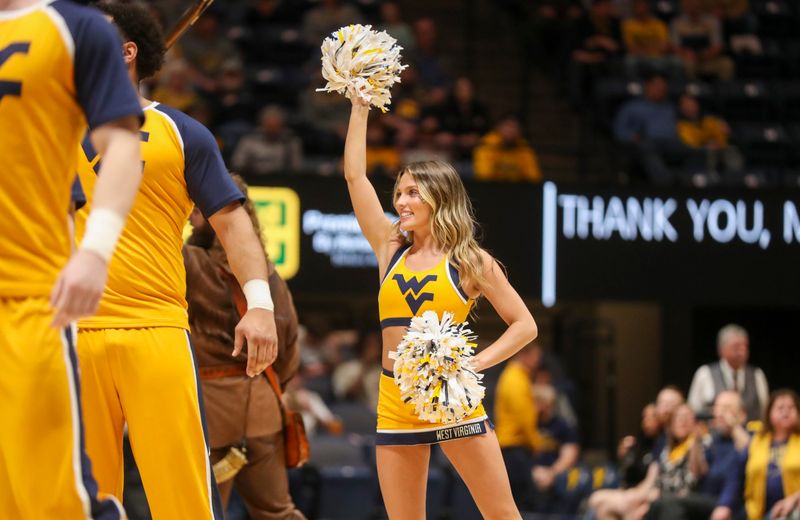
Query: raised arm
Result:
<box><xmin>344</xmin><ymin>97</ymin><xmax>395</xmax><ymax>266</ymax></box>
<box><xmin>471</xmin><ymin>251</ymin><xmax>538</xmax><ymax>372</ymax></box>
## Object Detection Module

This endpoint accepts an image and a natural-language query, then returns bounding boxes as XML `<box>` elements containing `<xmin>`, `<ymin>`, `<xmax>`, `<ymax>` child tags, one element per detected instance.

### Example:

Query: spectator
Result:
<box><xmin>533</xmin><ymin>366</ymin><xmax>578</xmax><ymax>428</ymax></box>
<box><xmin>231</xmin><ymin>105</ymin><xmax>303</xmax><ymax>175</ymax></box>
<box><xmin>284</xmin><ymin>372</ymin><xmax>343</xmax><ymax>437</ymax></box>
<box><xmin>382</xmin><ymin>65</ymin><xmax>427</xmax><ymax>150</ymax></box>
<box><xmin>715</xmin><ymin>390</ymin><xmax>800</xmax><ymax>520</ymax></box>
<box><xmin>529</xmin><ymin>384</ymin><xmax>581</xmax><ymax>513</ymax></box>
<box><xmin>401</xmin><ymin>127</ymin><xmax>453</xmax><ymax>165</ymax></box>
<box><xmin>622</xmin><ymin>0</ymin><xmax>682</xmax><ymax>78</ymax></box>
<box><xmin>652</xmin><ymin>386</ymin><xmax>688</xmax><ymax>457</ymax></box>
<box><xmin>670</xmin><ymin>0</ymin><xmax>735</xmax><ymax>80</ymax></box>
<box><xmin>412</xmin><ymin>18</ymin><xmax>452</xmax><ymax>90</ymax></box>
<box><xmin>589</xmin><ymin>404</ymin><xmax>702</xmax><ymax>520</ymax></box>
<box><xmin>473</xmin><ymin>115</ymin><xmax>542</xmax><ymax>182</ymax></box>
<box><xmin>529</xmin><ymin>0</ymin><xmax>585</xmax><ymax>71</ymax></box>
<box><xmin>301</xmin><ymin>0</ymin><xmax>363</xmax><ymax>47</ymax></box>
<box><xmin>243</xmin><ymin>0</ymin><xmax>294</xmax><ymax>30</ymax></box>
<box><xmin>151</xmin><ymin>59</ymin><xmax>199</xmax><ymax>112</ymax></box>
<box><xmin>178</xmin><ymin>9</ymin><xmax>241</xmax><ymax>93</ymax></box>
<box><xmin>365</xmin><ymin>118</ymin><xmax>401</xmax><ymax>177</ymax></box>
<box><xmin>647</xmin><ymin>391</ymin><xmax>749</xmax><ymax>520</ymax></box>
<box><xmin>688</xmin><ymin>324</ymin><xmax>769</xmax><ymax>422</ymax></box>
<box><xmin>568</xmin><ymin>0</ymin><xmax>623</xmax><ymax>106</ymax></box>
<box><xmin>677</xmin><ymin>94</ymin><xmax>744</xmax><ymax>181</ymax></box>
<box><xmin>495</xmin><ymin>343</ymin><xmax>546</xmax><ymax>509</ymax></box>
<box><xmin>210</xmin><ymin>59</ymin><xmax>255</xmax><ymax>128</ymax></box>
<box><xmin>702</xmin><ymin>0</ymin><xmax>756</xmax><ymax>38</ymax></box>
<box><xmin>379</xmin><ymin>2</ymin><xmax>415</xmax><ymax>53</ymax></box>
<box><xmin>613</xmin><ymin>73</ymin><xmax>688</xmax><ymax>184</ymax></box>
<box><xmin>299</xmin><ymin>69</ymin><xmax>351</xmax><ymax>156</ymax></box>
<box><xmin>332</xmin><ymin>330</ymin><xmax>382</xmax><ymax>410</ymax></box>
<box><xmin>434</xmin><ymin>77</ymin><xmax>491</xmax><ymax>161</ymax></box>
<box><xmin>618</xmin><ymin>403</ymin><xmax>662</xmax><ymax>487</ymax></box>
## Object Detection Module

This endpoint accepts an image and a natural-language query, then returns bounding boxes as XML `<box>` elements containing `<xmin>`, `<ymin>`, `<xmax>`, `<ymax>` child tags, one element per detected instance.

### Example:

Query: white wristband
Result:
<box><xmin>243</xmin><ymin>279</ymin><xmax>274</xmax><ymax>311</ymax></box>
<box><xmin>79</xmin><ymin>208</ymin><xmax>125</xmax><ymax>263</ymax></box>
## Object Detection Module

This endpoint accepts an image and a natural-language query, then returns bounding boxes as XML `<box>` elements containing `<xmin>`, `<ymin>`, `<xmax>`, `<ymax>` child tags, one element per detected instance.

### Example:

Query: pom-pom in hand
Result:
<box><xmin>316</xmin><ymin>24</ymin><xmax>408</xmax><ymax>112</ymax></box>
<box><xmin>389</xmin><ymin>311</ymin><xmax>485</xmax><ymax>424</ymax></box>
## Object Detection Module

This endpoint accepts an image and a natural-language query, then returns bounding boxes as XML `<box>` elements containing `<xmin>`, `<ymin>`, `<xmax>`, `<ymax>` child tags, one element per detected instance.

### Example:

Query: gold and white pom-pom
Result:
<box><xmin>316</xmin><ymin>24</ymin><xmax>408</xmax><ymax>112</ymax></box>
<box><xmin>388</xmin><ymin>311</ymin><xmax>485</xmax><ymax>424</ymax></box>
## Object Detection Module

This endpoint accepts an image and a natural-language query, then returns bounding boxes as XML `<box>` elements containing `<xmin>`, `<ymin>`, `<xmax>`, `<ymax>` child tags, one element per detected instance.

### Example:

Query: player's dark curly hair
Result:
<box><xmin>98</xmin><ymin>2</ymin><xmax>165</xmax><ymax>80</ymax></box>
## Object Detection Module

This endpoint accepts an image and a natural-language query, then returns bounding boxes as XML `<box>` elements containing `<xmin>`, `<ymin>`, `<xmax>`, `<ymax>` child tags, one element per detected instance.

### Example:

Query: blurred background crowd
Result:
<box><xmin>118</xmin><ymin>0</ymin><xmax>800</xmax><ymax>518</ymax></box>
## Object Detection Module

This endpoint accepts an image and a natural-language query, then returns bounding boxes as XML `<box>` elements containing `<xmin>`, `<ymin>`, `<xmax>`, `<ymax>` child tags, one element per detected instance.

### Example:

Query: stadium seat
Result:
<box><xmin>553</xmin><ymin>466</ymin><xmax>593</xmax><ymax>515</ymax></box>
<box><xmin>669</xmin><ymin>79</ymin><xmax>716</xmax><ymax>108</ymax></box>
<box><xmin>593</xmin><ymin>79</ymin><xmax>644</xmax><ymax>130</ymax></box>
<box><xmin>717</xmin><ymin>80</ymin><xmax>772</xmax><ymax>122</ymax></box>
<box><xmin>329</xmin><ymin>401</ymin><xmax>378</xmax><ymax>434</ymax></box>
<box><xmin>732</xmin><ymin>122</ymin><xmax>793</xmax><ymax>170</ymax></box>
<box><xmin>306</xmin><ymin>435</ymin><xmax>379</xmax><ymax>519</ymax></box>
<box><xmin>316</xmin><ymin>466</ymin><xmax>378</xmax><ymax>520</ymax></box>
<box><xmin>773</xmin><ymin>81</ymin><xmax>800</xmax><ymax>122</ymax></box>
<box><xmin>309</xmin><ymin>434</ymin><xmax>371</xmax><ymax>467</ymax></box>
<box><xmin>590</xmin><ymin>464</ymin><xmax>621</xmax><ymax>491</ymax></box>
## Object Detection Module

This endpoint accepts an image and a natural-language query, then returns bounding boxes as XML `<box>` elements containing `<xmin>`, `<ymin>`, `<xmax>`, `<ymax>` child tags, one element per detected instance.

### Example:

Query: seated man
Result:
<box><xmin>529</xmin><ymin>384</ymin><xmax>580</xmax><ymax>514</ymax></box>
<box><xmin>614</xmin><ymin>73</ymin><xmax>691</xmax><ymax>184</ymax></box>
<box><xmin>646</xmin><ymin>391</ymin><xmax>749</xmax><ymax>520</ymax></box>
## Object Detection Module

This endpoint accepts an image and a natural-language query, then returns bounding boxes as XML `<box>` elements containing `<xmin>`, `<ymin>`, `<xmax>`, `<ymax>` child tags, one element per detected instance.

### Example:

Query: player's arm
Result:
<box><xmin>344</xmin><ymin>94</ymin><xmax>395</xmax><ymax>267</ymax></box>
<box><xmin>51</xmin><ymin>119</ymin><xmax>142</xmax><ymax>327</ymax></box>
<box><xmin>178</xmin><ymin>109</ymin><xmax>277</xmax><ymax>377</ymax></box>
<box><xmin>49</xmin><ymin>4</ymin><xmax>145</xmax><ymax>327</ymax></box>
<box><xmin>209</xmin><ymin>203</ymin><xmax>278</xmax><ymax>377</ymax></box>
<box><xmin>471</xmin><ymin>251</ymin><xmax>538</xmax><ymax>372</ymax></box>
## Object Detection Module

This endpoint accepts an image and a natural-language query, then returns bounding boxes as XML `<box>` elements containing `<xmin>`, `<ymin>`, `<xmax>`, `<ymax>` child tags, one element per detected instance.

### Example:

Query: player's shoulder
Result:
<box><xmin>46</xmin><ymin>1</ymin><xmax>119</xmax><ymax>44</ymax></box>
<box><xmin>150</xmin><ymin>102</ymin><xmax>217</xmax><ymax>147</ymax></box>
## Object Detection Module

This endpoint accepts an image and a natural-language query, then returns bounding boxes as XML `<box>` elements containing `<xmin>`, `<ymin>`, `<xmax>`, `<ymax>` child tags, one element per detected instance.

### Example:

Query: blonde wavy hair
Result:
<box><xmin>391</xmin><ymin>161</ymin><xmax>490</xmax><ymax>294</ymax></box>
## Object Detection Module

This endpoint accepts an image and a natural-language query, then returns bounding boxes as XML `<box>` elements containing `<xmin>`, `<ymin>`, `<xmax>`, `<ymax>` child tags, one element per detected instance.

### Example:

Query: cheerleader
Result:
<box><xmin>344</xmin><ymin>94</ymin><xmax>538</xmax><ymax>519</ymax></box>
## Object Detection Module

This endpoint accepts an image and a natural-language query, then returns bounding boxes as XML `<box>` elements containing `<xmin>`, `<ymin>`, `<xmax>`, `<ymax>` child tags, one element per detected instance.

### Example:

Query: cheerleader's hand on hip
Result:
<box><xmin>233</xmin><ymin>308</ymin><xmax>278</xmax><ymax>376</ymax></box>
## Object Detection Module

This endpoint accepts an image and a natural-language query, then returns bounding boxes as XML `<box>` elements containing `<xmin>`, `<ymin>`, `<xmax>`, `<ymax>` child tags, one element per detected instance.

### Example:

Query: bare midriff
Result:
<box><xmin>381</xmin><ymin>326</ymin><xmax>407</xmax><ymax>371</ymax></box>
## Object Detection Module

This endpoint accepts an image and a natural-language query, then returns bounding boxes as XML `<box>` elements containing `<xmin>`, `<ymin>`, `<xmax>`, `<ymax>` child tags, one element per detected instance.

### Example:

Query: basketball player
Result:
<box><xmin>74</xmin><ymin>3</ymin><xmax>277</xmax><ymax>519</ymax></box>
<box><xmin>0</xmin><ymin>0</ymin><xmax>143</xmax><ymax>517</ymax></box>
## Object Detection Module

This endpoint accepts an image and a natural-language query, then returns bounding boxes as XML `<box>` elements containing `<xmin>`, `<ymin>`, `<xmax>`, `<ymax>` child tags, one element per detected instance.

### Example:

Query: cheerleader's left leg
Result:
<box><xmin>439</xmin><ymin>423</ymin><xmax>522</xmax><ymax>520</ymax></box>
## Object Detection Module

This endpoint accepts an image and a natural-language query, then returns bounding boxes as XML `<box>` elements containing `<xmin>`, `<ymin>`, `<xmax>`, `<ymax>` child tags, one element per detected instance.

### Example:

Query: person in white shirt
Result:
<box><xmin>687</xmin><ymin>324</ymin><xmax>768</xmax><ymax>422</ymax></box>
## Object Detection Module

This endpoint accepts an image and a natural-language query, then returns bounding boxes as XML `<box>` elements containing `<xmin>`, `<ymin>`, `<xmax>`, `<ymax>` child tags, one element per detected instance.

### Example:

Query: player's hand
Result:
<box><xmin>233</xmin><ymin>308</ymin><xmax>278</xmax><ymax>377</ymax></box>
<box><xmin>50</xmin><ymin>250</ymin><xmax>108</xmax><ymax>328</ymax></box>
<box><xmin>532</xmin><ymin>466</ymin><xmax>555</xmax><ymax>490</ymax></box>
<box><xmin>710</xmin><ymin>506</ymin><xmax>732</xmax><ymax>520</ymax></box>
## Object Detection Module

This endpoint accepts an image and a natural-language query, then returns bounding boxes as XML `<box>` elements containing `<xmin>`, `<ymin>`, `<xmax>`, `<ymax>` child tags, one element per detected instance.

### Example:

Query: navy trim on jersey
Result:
<box><xmin>152</xmin><ymin>104</ymin><xmax>243</xmax><ymax>218</ymax></box>
<box><xmin>447</xmin><ymin>262</ymin><xmax>470</xmax><ymax>302</ymax></box>
<box><xmin>51</xmin><ymin>0</ymin><xmax>143</xmax><ymax>129</ymax></box>
<box><xmin>62</xmin><ymin>327</ymin><xmax>124</xmax><ymax>520</ymax></box>
<box><xmin>184</xmin><ymin>331</ymin><xmax>225</xmax><ymax>520</ymax></box>
<box><xmin>380</xmin><ymin>243</ymin><xmax>411</xmax><ymax>285</ymax></box>
<box><xmin>71</xmin><ymin>177</ymin><xmax>86</xmax><ymax>210</ymax></box>
<box><xmin>380</xmin><ymin>317</ymin><xmax>411</xmax><ymax>329</ymax></box>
